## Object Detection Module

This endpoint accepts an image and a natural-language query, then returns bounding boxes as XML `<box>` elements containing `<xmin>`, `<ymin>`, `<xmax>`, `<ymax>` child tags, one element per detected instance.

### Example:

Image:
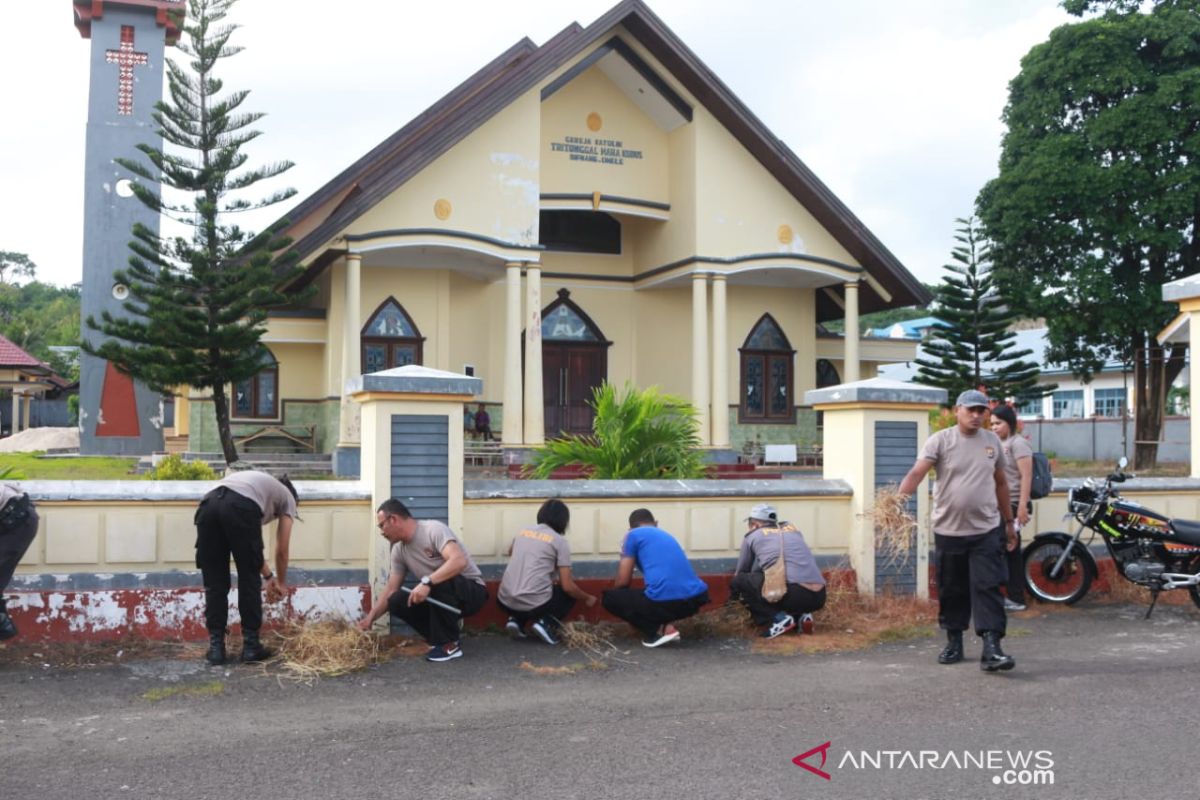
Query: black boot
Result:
<box><xmin>980</xmin><ymin>631</ymin><xmax>1015</xmax><ymax>672</ymax></box>
<box><xmin>937</xmin><ymin>630</ymin><xmax>964</xmax><ymax>664</ymax></box>
<box><xmin>205</xmin><ymin>630</ymin><xmax>226</xmax><ymax>665</ymax></box>
<box><xmin>240</xmin><ymin>629</ymin><xmax>273</xmax><ymax>663</ymax></box>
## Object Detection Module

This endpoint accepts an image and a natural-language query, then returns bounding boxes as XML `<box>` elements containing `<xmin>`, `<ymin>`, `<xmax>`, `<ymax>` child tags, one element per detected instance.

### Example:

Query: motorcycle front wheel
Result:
<box><xmin>1024</xmin><ymin>539</ymin><xmax>1093</xmax><ymax>604</ymax></box>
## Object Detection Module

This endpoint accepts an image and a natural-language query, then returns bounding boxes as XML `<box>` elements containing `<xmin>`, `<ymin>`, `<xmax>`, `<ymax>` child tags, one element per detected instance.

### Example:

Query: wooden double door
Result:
<box><xmin>543</xmin><ymin>343</ymin><xmax>606</xmax><ymax>436</ymax></box>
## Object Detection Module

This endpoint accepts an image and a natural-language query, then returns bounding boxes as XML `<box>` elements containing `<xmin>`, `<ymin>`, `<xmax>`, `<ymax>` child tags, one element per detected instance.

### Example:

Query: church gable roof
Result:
<box><xmin>280</xmin><ymin>0</ymin><xmax>930</xmax><ymax>312</ymax></box>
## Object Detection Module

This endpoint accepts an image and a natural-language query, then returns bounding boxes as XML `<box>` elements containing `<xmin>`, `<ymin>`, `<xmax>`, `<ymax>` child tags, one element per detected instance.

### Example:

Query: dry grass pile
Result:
<box><xmin>271</xmin><ymin>619</ymin><xmax>389</xmax><ymax>684</ymax></box>
<box><xmin>675</xmin><ymin>601</ymin><xmax>756</xmax><ymax>639</ymax></box>
<box><xmin>559</xmin><ymin>620</ymin><xmax>635</xmax><ymax>666</ymax></box>
<box><xmin>864</xmin><ymin>487</ymin><xmax>918</xmax><ymax>574</ymax></box>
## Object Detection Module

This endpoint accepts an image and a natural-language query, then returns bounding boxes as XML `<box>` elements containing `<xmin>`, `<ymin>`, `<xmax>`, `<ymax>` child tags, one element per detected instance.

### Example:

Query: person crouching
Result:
<box><xmin>730</xmin><ymin>503</ymin><xmax>827</xmax><ymax>638</ymax></box>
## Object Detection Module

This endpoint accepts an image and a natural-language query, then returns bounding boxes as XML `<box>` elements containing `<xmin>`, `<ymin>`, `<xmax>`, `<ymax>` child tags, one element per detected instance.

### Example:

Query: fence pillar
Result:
<box><xmin>348</xmin><ymin>366</ymin><xmax>482</xmax><ymax>603</ymax></box>
<box><xmin>806</xmin><ymin>378</ymin><xmax>945</xmax><ymax>597</ymax></box>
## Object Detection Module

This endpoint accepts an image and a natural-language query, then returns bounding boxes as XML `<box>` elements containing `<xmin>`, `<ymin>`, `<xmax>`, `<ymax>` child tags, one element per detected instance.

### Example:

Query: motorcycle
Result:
<box><xmin>1023</xmin><ymin>457</ymin><xmax>1200</xmax><ymax>617</ymax></box>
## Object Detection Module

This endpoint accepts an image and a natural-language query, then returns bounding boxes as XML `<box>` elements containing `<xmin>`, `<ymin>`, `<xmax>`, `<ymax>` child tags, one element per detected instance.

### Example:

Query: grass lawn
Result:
<box><xmin>0</xmin><ymin>452</ymin><xmax>140</xmax><ymax>479</ymax></box>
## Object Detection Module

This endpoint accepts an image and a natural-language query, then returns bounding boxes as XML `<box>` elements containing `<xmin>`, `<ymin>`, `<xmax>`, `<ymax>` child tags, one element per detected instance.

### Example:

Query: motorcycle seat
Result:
<box><xmin>1169</xmin><ymin>518</ymin><xmax>1200</xmax><ymax>546</ymax></box>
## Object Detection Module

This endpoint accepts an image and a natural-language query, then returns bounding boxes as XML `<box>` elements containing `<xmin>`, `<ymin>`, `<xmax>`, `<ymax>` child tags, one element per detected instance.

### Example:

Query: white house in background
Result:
<box><xmin>877</xmin><ymin>326</ymin><xmax>1188</xmax><ymax>419</ymax></box>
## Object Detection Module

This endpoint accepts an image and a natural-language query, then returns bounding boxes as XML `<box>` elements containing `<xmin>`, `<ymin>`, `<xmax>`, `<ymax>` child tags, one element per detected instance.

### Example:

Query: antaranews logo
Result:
<box><xmin>792</xmin><ymin>742</ymin><xmax>1055</xmax><ymax>786</ymax></box>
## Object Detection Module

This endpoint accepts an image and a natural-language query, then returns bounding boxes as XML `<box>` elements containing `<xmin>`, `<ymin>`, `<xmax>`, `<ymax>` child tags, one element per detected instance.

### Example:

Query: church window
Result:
<box><xmin>234</xmin><ymin>348</ymin><xmax>278</xmax><ymax>420</ymax></box>
<box><xmin>361</xmin><ymin>298</ymin><xmax>424</xmax><ymax>373</ymax></box>
<box><xmin>539</xmin><ymin>211</ymin><xmax>621</xmax><ymax>254</ymax></box>
<box><xmin>739</xmin><ymin>314</ymin><xmax>795</xmax><ymax>424</ymax></box>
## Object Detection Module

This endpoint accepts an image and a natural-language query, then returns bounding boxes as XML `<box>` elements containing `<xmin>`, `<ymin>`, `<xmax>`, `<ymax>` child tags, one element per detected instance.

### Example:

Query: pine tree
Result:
<box><xmin>914</xmin><ymin>217</ymin><xmax>1047</xmax><ymax>402</ymax></box>
<box><xmin>83</xmin><ymin>0</ymin><xmax>306</xmax><ymax>464</ymax></box>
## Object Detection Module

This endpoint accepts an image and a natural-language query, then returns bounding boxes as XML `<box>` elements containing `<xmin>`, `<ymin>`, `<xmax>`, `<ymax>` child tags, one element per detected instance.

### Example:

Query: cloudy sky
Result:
<box><xmin>1</xmin><ymin>0</ymin><xmax>1072</xmax><ymax>291</ymax></box>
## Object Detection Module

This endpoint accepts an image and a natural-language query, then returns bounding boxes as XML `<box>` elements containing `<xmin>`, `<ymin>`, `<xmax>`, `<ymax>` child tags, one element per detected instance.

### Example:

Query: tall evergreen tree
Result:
<box><xmin>914</xmin><ymin>217</ymin><xmax>1046</xmax><ymax>401</ymax></box>
<box><xmin>83</xmin><ymin>0</ymin><xmax>305</xmax><ymax>464</ymax></box>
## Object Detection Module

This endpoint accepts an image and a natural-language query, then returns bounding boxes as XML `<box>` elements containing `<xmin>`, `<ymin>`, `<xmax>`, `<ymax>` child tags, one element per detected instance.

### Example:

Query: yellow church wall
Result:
<box><xmin>359</xmin><ymin>267</ymin><xmax>447</xmax><ymax>369</ymax></box>
<box><xmin>631</xmin><ymin>287</ymin><xmax>693</xmax><ymax>395</ymax></box>
<box><xmin>692</xmin><ymin>109</ymin><xmax>858</xmax><ymax>268</ymax></box>
<box><xmin>539</xmin><ymin>66</ymin><xmax>669</xmax><ymax>206</ymax></box>
<box><xmin>270</xmin><ymin>343</ymin><xmax>325</xmax><ymax>401</ymax></box>
<box><xmin>631</xmin><ymin>123</ymin><xmax>697</xmax><ymax>274</ymax></box>
<box><xmin>446</xmin><ymin>272</ymin><xmax>503</xmax><ymax>400</ymax></box>
<box><xmin>723</xmin><ymin>285</ymin><xmax>818</xmax><ymax>400</ymax></box>
<box><xmin>346</xmin><ymin>92</ymin><xmax>541</xmax><ymax>247</ymax></box>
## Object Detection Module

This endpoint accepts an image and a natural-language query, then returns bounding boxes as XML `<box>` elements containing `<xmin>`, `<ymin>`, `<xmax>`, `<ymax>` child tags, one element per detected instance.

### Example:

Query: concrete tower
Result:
<box><xmin>73</xmin><ymin>0</ymin><xmax>183</xmax><ymax>454</ymax></box>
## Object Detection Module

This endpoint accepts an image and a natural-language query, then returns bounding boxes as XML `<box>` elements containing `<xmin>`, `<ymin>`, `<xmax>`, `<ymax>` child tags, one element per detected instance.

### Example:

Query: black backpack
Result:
<box><xmin>1029</xmin><ymin>452</ymin><xmax>1053</xmax><ymax>499</ymax></box>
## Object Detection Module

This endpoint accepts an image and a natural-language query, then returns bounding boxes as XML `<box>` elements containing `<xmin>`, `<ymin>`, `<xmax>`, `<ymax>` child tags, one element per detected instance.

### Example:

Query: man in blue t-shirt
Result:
<box><xmin>601</xmin><ymin>508</ymin><xmax>710</xmax><ymax>647</ymax></box>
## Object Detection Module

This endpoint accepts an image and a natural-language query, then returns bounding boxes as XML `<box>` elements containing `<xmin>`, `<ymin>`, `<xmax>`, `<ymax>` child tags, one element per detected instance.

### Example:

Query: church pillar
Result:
<box><xmin>692</xmin><ymin>273</ymin><xmax>711</xmax><ymax>445</ymax></box>
<box><xmin>523</xmin><ymin>266</ymin><xmax>544</xmax><ymax>445</ymax></box>
<box><xmin>502</xmin><ymin>263</ymin><xmax>524</xmax><ymax>446</ymax></box>
<box><xmin>844</xmin><ymin>281</ymin><xmax>861</xmax><ymax>383</ymax></box>
<box><xmin>11</xmin><ymin>390</ymin><xmax>20</xmax><ymax>435</ymax></box>
<box><xmin>711</xmin><ymin>274</ymin><xmax>729</xmax><ymax>448</ymax></box>
<box><xmin>335</xmin><ymin>253</ymin><xmax>363</xmax><ymax>476</ymax></box>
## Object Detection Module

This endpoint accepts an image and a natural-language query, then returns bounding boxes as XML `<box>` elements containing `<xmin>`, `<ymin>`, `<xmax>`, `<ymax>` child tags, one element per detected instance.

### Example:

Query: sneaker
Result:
<box><xmin>763</xmin><ymin>612</ymin><xmax>796</xmax><ymax>639</ymax></box>
<box><xmin>530</xmin><ymin>618</ymin><xmax>560</xmax><ymax>646</ymax></box>
<box><xmin>800</xmin><ymin>613</ymin><xmax>815</xmax><ymax>635</ymax></box>
<box><xmin>642</xmin><ymin>624</ymin><xmax>681</xmax><ymax>648</ymax></box>
<box><xmin>1003</xmin><ymin>598</ymin><xmax>1026</xmax><ymax>612</ymax></box>
<box><xmin>505</xmin><ymin>617</ymin><xmax>527</xmax><ymax>639</ymax></box>
<box><xmin>425</xmin><ymin>642</ymin><xmax>463</xmax><ymax>662</ymax></box>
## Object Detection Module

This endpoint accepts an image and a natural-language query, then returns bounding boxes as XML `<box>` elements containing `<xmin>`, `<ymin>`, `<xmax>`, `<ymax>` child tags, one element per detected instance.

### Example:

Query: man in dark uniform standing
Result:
<box><xmin>0</xmin><ymin>483</ymin><xmax>38</xmax><ymax>640</ymax></box>
<box><xmin>899</xmin><ymin>389</ymin><xmax>1017</xmax><ymax>672</ymax></box>
<box><xmin>194</xmin><ymin>470</ymin><xmax>299</xmax><ymax>665</ymax></box>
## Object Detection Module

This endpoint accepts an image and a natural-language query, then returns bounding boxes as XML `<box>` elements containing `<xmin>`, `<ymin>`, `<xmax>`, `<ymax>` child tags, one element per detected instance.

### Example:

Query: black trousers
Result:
<box><xmin>601</xmin><ymin>587</ymin><xmax>709</xmax><ymax>637</ymax></box>
<box><xmin>1004</xmin><ymin>503</ymin><xmax>1029</xmax><ymax>603</ymax></box>
<box><xmin>497</xmin><ymin>585</ymin><xmax>576</xmax><ymax>628</ymax></box>
<box><xmin>0</xmin><ymin>507</ymin><xmax>39</xmax><ymax>602</ymax></box>
<box><xmin>935</xmin><ymin>528</ymin><xmax>1007</xmax><ymax>637</ymax></box>
<box><xmin>195</xmin><ymin>488</ymin><xmax>265</xmax><ymax>635</ymax></box>
<box><xmin>729</xmin><ymin>572</ymin><xmax>827</xmax><ymax>625</ymax></box>
<box><xmin>390</xmin><ymin>575</ymin><xmax>487</xmax><ymax>647</ymax></box>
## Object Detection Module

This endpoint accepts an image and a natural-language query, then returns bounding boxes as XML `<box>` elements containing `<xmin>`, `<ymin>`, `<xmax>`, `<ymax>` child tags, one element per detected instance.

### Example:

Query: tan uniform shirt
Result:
<box><xmin>920</xmin><ymin>427</ymin><xmax>1007</xmax><ymax>536</ymax></box>
<box><xmin>218</xmin><ymin>470</ymin><xmax>298</xmax><ymax>525</ymax></box>
<box><xmin>497</xmin><ymin>523</ymin><xmax>572</xmax><ymax>611</ymax></box>
<box><xmin>1000</xmin><ymin>434</ymin><xmax>1034</xmax><ymax>503</ymax></box>
<box><xmin>390</xmin><ymin>519</ymin><xmax>485</xmax><ymax>587</ymax></box>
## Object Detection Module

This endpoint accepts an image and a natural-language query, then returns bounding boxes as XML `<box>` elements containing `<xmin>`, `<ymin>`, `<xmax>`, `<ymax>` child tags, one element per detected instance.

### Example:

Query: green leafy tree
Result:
<box><xmin>530</xmin><ymin>382</ymin><xmax>706</xmax><ymax>479</ymax></box>
<box><xmin>0</xmin><ymin>276</ymin><xmax>81</xmax><ymax>364</ymax></box>
<box><xmin>914</xmin><ymin>217</ymin><xmax>1046</xmax><ymax>400</ymax></box>
<box><xmin>976</xmin><ymin>0</ymin><xmax>1199</xmax><ymax>468</ymax></box>
<box><xmin>0</xmin><ymin>252</ymin><xmax>37</xmax><ymax>285</ymax></box>
<box><xmin>82</xmin><ymin>0</ymin><xmax>305</xmax><ymax>465</ymax></box>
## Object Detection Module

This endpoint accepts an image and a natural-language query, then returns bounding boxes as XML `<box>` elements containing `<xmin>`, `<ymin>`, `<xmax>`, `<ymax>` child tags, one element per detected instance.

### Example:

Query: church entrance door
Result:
<box><xmin>543</xmin><ymin>344</ymin><xmax>606</xmax><ymax>436</ymax></box>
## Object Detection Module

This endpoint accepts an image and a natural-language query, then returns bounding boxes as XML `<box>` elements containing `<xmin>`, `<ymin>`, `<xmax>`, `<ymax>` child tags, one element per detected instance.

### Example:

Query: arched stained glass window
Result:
<box><xmin>361</xmin><ymin>297</ymin><xmax>424</xmax><ymax>373</ymax></box>
<box><xmin>739</xmin><ymin>314</ymin><xmax>795</xmax><ymax>424</ymax></box>
<box><xmin>540</xmin><ymin>288</ymin><xmax>606</xmax><ymax>342</ymax></box>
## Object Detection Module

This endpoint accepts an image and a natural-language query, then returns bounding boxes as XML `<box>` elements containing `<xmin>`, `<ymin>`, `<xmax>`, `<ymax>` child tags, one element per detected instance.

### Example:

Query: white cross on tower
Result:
<box><xmin>105</xmin><ymin>25</ymin><xmax>149</xmax><ymax>116</ymax></box>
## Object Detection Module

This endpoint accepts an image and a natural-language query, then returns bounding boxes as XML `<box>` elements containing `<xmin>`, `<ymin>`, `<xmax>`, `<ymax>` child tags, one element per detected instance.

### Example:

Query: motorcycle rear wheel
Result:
<box><xmin>1024</xmin><ymin>539</ymin><xmax>1092</xmax><ymax>604</ymax></box>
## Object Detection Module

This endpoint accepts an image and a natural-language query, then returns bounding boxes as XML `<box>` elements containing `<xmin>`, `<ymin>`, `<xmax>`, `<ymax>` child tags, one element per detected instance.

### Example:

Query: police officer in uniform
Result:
<box><xmin>899</xmin><ymin>389</ymin><xmax>1016</xmax><ymax>672</ymax></box>
<box><xmin>0</xmin><ymin>483</ymin><xmax>37</xmax><ymax>640</ymax></box>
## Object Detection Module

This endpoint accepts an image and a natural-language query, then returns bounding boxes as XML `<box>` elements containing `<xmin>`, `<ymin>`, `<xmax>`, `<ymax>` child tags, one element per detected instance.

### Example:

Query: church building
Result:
<box><xmin>176</xmin><ymin>0</ymin><xmax>929</xmax><ymax>474</ymax></box>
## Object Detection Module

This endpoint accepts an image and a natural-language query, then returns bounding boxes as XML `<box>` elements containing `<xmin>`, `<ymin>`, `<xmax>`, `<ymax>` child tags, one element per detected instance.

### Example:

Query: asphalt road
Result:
<box><xmin>2</xmin><ymin>601</ymin><xmax>1198</xmax><ymax>800</ymax></box>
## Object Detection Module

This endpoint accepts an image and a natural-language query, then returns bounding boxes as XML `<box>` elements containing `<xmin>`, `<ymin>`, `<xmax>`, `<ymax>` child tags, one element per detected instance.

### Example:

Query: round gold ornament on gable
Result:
<box><xmin>586</xmin><ymin>112</ymin><xmax>603</xmax><ymax>132</ymax></box>
<box><xmin>777</xmin><ymin>224</ymin><xmax>794</xmax><ymax>244</ymax></box>
<box><xmin>434</xmin><ymin>199</ymin><xmax>452</xmax><ymax>220</ymax></box>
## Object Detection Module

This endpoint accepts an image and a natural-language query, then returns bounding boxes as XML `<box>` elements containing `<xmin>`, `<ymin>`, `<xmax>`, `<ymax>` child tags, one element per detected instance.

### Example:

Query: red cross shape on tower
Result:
<box><xmin>105</xmin><ymin>26</ymin><xmax>149</xmax><ymax>116</ymax></box>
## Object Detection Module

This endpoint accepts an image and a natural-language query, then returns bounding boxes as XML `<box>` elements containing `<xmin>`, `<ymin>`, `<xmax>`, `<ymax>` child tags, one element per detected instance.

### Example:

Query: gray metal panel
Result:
<box><xmin>390</xmin><ymin>414</ymin><xmax>449</xmax><ymax>522</ymax></box>
<box><xmin>874</xmin><ymin>421</ymin><xmax>917</xmax><ymax>594</ymax></box>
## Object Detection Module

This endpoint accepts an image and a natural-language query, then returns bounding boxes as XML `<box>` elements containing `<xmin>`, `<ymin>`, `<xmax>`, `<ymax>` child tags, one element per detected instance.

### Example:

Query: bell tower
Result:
<box><xmin>73</xmin><ymin>1</ymin><xmax>183</xmax><ymax>454</ymax></box>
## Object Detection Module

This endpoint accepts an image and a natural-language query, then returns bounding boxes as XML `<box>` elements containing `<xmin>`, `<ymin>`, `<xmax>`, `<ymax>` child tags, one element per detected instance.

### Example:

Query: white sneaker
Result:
<box><xmin>642</xmin><ymin>624</ymin><xmax>681</xmax><ymax>648</ymax></box>
<box><xmin>505</xmin><ymin>617</ymin><xmax>526</xmax><ymax>639</ymax></box>
<box><xmin>1003</xmin><ymin>598</ymin><xmax>1026</xmax><ymax>612</ymax></box>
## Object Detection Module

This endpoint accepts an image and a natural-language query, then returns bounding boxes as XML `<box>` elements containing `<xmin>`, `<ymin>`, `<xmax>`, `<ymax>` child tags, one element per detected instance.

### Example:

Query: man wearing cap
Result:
<box><xmin>898</xmin><ymin>389</ymin><xmax>1017</xmax><ymax>672</ymax></box>
<box><xmin>359</xmin><ymin>499</ymin><xmax>488</xmax><ymax>662</ymax></box>
<box><xmin>194</xmin><ymin>470</ymin><xmax>299</xmax><ymax>665</ymax></box>
<box><xmin>601</xmin><ymin>508</ymin><xmax>710</xmax><ymax>647</ymax></box>
<box><xmin>730</xmin><ymin>503</ymin><xmax>826</xmax><ymax>638</ymax></box>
